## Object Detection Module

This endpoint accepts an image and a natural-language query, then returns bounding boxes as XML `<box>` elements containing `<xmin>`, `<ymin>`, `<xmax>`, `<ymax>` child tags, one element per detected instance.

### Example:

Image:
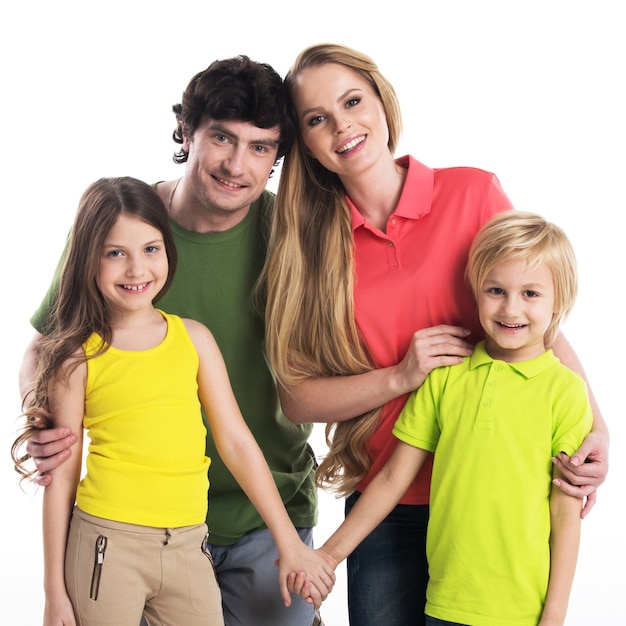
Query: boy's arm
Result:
<box><xmin>539</xmin><ymin>466</ymin><xmax>584</xmax><ymax>626</ymax></box>
<box><xmin>318</xmin><ymin>440</ymin><xmax>429</xmax><ymax>569</ymax></box>
<box><xmin>41</xmin><ymin>357</ymin><xmax>85</xmax><ymax>625</ymax></box>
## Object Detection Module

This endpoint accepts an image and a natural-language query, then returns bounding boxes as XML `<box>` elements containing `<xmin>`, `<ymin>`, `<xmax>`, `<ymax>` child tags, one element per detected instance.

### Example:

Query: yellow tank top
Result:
<box><xmin>76</xmin><ymin>311</ymin><xmax>210</xmax><ymax>527</ymax></box>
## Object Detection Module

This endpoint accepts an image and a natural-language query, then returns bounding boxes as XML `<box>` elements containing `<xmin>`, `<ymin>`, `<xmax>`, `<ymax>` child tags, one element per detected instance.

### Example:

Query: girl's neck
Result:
<box><xmin>109</xmin><ymin>307</ymin><xmax>167</xmax><ymax>351</ymax></box>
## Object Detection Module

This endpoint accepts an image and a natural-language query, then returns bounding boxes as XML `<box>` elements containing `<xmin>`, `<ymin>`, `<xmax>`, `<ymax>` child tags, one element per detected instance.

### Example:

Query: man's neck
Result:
<box><xmin>157</xmin><ymin>178</ymin><xmax>252</xmax><ymax>234</ymax></box>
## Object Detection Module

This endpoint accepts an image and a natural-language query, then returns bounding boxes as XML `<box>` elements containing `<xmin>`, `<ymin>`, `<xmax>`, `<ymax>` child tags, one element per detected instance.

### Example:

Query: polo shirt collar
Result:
<box><xmin>469</xmin><ymin>340</ymin><xmax>559</xmax><ymax>379</ymax></box>
<box><xmin>349</xmin><ymin>155</ymin><xmax>434</xmax><ymax>231</ymax></box>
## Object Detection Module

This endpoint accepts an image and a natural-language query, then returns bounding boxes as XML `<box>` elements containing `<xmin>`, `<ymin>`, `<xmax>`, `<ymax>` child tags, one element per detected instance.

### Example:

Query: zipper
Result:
<box><xmin>89</xmin><ymin>535</ymin><xmax>107</xmax><ymax>600</ymax></box>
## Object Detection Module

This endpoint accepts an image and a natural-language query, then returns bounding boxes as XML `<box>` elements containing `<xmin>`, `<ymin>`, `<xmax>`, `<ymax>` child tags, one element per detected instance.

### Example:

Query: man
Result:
<box><xmin>20</xmin><ymin>55</ymin><xmax>326</xmax><ymax>626</ymax></box>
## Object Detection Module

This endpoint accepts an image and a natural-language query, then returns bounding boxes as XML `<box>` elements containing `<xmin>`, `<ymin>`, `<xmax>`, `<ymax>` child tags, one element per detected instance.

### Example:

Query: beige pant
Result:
<box><xmin>65</xmin><ymin>507</ymin><xmax>224</xmax><ymax>626</ymax></box>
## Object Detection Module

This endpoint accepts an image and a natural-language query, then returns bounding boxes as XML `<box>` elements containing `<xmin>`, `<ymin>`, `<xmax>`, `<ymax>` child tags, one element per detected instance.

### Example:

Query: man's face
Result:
<box><xmin>183</xmin><ymin>118</ymin><xmax>280</xmax><ymax>220</ymax></box>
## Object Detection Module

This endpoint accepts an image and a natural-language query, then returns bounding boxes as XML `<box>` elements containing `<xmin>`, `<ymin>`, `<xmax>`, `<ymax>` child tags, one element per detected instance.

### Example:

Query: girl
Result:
<box><xmin>12</xmin><ymin>177</ymin><xmax>333</xmax><ymax>626</ymax></box>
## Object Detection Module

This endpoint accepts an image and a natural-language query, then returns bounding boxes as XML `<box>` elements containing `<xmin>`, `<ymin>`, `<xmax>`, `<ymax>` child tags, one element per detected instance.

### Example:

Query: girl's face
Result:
<box><xmin>97</xmin><ymin>213</ymin><xmax>169</xmax><ymax>315</ymax></box>
<box><xmin>291</xmin><ymin>63</ymin><xmax>390</xmax><ymax>180</ymax></box>
<box><xmin>478</xmin><ymin>260</ymin><xmax>556</xmax><ymax>362</ymax></box>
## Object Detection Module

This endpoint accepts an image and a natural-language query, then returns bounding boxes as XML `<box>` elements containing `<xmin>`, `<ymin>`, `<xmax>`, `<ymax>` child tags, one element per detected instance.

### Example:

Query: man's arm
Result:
<box><xmin>20</xmin><ymin>331</ymin><xmax>77</xmax><ymax>485</ymax></box>
<box><xmin>551</xmin><ymin>333</ymin><xmax>609</xmax><ymax>517</ymax></box>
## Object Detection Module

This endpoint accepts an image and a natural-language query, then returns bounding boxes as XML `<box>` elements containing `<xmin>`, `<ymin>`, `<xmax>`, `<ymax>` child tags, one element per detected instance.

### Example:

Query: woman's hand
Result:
<box><xmin>392</xmin><ymin>324</ymin><xmax>473</xmax><ymax>393</ymax></box>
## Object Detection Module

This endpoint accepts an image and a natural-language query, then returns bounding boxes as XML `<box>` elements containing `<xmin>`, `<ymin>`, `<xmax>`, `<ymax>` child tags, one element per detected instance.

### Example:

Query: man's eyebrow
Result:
<box><xmin>207</xmin><ymin>122</ymin><xmax>279</xmax><ymax>147</ymax></box>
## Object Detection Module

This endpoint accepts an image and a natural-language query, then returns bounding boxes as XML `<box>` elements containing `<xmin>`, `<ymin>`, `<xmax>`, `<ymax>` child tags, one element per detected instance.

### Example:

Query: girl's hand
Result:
<box><xmin>285</xmin><ymin>547</ymin><xmax>338</xmax><ymax>605</ymax></box>
<box><xmin>277</xmin><ymin>543</ymin><xmax>336</xmax><ymax>608</ymax></box>
<box><xmin>43</xmin><ymin>591</ymin><xmax>77</xmax><ymax>626</ymax></box>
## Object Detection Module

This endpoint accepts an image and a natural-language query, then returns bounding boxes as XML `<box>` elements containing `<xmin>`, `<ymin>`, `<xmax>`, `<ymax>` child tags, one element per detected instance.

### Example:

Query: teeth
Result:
<box><xmin>337</xmin><ymin>136</ymin><xmax>365</xmax><ymax>153</ymax></box>
<box><xmin>216</xmin><ymin>177</ymin><xmax>242</xmax><ymax>188</ymax></box>
<box><xmin>123</xmin><ymin>283</ymin><xmax>147</xmax><ymax>291</ymax></box>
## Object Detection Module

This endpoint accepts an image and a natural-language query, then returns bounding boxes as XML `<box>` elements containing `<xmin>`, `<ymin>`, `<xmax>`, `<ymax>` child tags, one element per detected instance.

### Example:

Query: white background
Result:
<box><xmin>1</xmin><ymin>1</ymin><xmax>623</xmax><ymax>623</ymax></box>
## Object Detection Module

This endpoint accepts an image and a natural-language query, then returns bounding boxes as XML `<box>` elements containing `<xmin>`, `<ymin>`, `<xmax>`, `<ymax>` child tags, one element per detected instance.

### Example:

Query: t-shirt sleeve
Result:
<box><xmin>392</xmin><ymin>370</ymin><xmax>443</xmax><ymax>453</ymax></box>
<box><xmin>552</xmin><ymin>373</ymin><xmax>594</xmax><ymax>457</ymax></box>
<box><xmin>30</xmin><ymin>233</ymin><xmax>70</xmax><ymax>334</ymax></box>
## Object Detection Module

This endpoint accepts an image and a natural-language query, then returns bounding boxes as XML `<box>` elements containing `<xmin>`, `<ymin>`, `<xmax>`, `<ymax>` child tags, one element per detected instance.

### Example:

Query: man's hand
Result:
<box><xmin>25</xmin><ymin>426</ymin><xmax>77</xmax><ymax>486</ymax></box>
<box><xmin>552</xmin><ymin>430</ymin><xmax>609</xmax><ymax>518</ymax></box>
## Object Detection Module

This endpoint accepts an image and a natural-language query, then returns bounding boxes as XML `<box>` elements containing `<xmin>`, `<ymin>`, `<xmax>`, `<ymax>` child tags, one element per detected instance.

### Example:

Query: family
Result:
<box><xmin>12</xmin><ymin>43</ymin><xmax>608</xmax><ymax>626</ymax></box>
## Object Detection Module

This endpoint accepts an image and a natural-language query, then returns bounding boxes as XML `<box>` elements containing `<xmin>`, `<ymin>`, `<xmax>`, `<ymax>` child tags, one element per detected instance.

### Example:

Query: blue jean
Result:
<box><xmin>425</xmin><ymin>617</ymin><xmax>466</xmax><ymax>626</ymax></box>
<box><xmin>345</xmin><ymin>492</ymin><xmax>429</xmax><ymax>626</ymax></box>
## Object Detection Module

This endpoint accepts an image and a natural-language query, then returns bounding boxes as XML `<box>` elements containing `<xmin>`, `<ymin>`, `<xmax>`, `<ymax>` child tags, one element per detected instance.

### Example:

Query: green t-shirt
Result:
<box><xmin>30</xmin><ymin>189</ymin><xmax>318</xmax><ymax>545</ymax></box>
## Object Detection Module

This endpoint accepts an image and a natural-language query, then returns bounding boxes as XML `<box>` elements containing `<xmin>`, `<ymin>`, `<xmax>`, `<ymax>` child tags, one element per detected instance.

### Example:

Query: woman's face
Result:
<box><xmin>291</xmin><ymin>63</ymin><xmax>390</xmax><ymax>179</ymax></box>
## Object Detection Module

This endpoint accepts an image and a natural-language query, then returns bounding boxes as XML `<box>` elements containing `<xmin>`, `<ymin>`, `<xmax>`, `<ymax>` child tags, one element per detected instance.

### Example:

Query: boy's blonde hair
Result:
<box><xmin>466</xmin><ymin>211</ymin><xmax>578</xmax><ymax>347</ymax></box>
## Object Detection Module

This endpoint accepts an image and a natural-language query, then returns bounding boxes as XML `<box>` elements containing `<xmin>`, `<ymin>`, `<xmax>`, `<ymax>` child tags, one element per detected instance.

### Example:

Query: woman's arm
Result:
<box><xmin>538</xmin><ymin>467</ymin><xmax>583</xmax><ymax>625</ymax></box>
<box><xmin>279</xmin><ymin>324</ymin><xmax>473</xmax><ymax>424</ymax></box>
<box><xmin>185</xmin><ymin>319</ymin><xmax>336</xmax><ymax>608</ymax></box>
<box><xmin>551</xmin><ymin>332</ymin><xmax>609</xmax><ymax>516</ymax></box>
<box><xmin>41</xmin><ymin>357</ymin><xmax>86</xmax><ymax>626</ymax></box>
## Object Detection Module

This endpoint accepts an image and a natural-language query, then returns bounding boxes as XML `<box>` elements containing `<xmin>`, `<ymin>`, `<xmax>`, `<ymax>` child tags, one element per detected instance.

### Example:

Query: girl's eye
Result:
<box><xmin>308</xmin><ymin>115</ymin><xmax>326</xmax><ymax>127</ymax></box>
<box><xmin>524</xmin><ymin>290</ymin><xmax>539</xmax><ymax>298</ymax></box>
<box><xmin>106</xmin><ymin>250</ymin><xmax>123</xmax><ymax>258</ymax></box>
<box><xmin>145</xmin><ymin>246</ymin><xmax>158</xmax><ymax>254</ymax></box>
<box><xmin>488</xmin><ymin>287</ymin><xmax>504</xmax><ymax>295</ymax></box>
<box><xmin>346</xmin><ymin>97</ymin><xmax>360</xmax><ymax>108</ymax></box>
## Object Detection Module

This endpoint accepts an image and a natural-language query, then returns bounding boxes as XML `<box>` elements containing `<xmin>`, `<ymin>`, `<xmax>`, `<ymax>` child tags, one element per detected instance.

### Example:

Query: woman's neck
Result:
<box><xmin>342</xmin><ymin>156</ymin><xmax>407</xmax><ymax>233</ymax></box>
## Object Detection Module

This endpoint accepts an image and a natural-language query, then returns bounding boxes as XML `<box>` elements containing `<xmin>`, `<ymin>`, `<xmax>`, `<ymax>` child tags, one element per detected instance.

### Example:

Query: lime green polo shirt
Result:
<box><xmin>393</xmin><ymin>341</ymin><xmax>592</xmax><ymax>624</ymax></box>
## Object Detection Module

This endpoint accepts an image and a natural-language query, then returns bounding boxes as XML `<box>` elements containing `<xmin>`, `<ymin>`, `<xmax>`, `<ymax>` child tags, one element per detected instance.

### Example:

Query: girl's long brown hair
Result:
<box><xmin>11</xmin><ymin>177</ymin><xmax>177</xmax><ymax>482</ymax></box>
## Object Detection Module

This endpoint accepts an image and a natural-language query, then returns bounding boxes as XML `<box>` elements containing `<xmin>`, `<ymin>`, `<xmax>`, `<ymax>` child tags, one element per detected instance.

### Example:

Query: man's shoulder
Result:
<box><xmin>253</xmin><ymin>189</ymin><xmax>275</xmax><ymax>214</ymax></box>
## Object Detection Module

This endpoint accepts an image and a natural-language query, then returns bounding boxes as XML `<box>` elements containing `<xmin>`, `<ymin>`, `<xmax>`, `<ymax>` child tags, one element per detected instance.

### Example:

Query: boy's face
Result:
<box><xmin>478</xmin><ymin>260</ymin><xmax>555</xmax><ymax>362</ymax></box>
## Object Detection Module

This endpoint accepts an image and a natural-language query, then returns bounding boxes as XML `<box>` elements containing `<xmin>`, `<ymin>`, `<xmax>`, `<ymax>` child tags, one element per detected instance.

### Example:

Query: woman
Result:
<box><xmin>260</xmin><ymin>43</ymin><xmax>609</xmax><ymax>626</ymax></box>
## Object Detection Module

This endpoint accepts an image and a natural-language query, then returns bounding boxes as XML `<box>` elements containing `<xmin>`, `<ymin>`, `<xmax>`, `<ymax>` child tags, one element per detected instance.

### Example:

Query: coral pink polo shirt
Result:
<box><xmin>351</xmin><ymin>155</ymin><xmax>513</xmax><ymax>504</ymax></box>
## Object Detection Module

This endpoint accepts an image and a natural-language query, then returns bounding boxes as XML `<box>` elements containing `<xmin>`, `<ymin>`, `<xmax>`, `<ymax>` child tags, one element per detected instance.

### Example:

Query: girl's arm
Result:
<box><xmin>279</xmin><ymin>325</ymin><xmax>473</xmax><ymax>425</ymax></box>
<box><xmin>538</xmin><ymin>467</ymin><xmax>584</xmax><ymax>626</ymax></box>
<box><xmin>184</xmin><ymin>320</ymin><xmax>336</xmax><ymax>608</ymax></box>
<box><xmin>41</xmin><ymin>356</ymin><xmax>86</xmax><ymax>626</ymax></box>
<box><xmin>551</xmin><ymin>332</ymin><xmax>609</xmax><ymax>516</ymax></box>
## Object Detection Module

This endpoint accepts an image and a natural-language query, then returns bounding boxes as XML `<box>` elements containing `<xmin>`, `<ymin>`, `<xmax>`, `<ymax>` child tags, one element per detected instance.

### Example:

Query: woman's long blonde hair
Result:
<box><xmin>259</xmin><ymin>44</ymin><xmax>402</xmax><ymax>496</ymax></box>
